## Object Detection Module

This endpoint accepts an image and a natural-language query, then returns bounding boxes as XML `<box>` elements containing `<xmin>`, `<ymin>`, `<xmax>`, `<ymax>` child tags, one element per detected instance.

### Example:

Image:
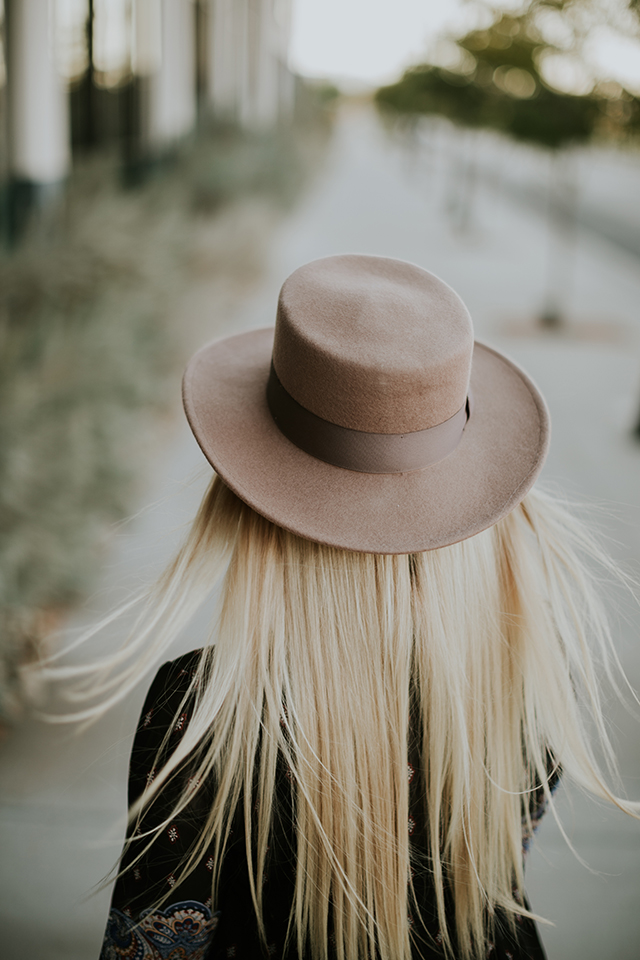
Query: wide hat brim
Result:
<box><xmin>183</xmin><ymin>328</ymin><xmax>549</xmax><ymax>554</ymax></box>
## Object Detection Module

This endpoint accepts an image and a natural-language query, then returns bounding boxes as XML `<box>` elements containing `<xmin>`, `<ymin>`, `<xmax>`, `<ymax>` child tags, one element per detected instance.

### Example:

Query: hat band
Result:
<box><xmin>267</xmin><ymin>363</ymin><xmax>471</xmax><ymax>475</ymax></box>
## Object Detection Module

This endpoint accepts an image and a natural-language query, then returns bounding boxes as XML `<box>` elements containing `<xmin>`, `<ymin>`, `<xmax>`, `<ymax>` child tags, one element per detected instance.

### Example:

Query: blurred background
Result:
<box><xmin>1</xmin><ymin>1</ymin><xmax>640</xmax><ymax>957</ymax></box>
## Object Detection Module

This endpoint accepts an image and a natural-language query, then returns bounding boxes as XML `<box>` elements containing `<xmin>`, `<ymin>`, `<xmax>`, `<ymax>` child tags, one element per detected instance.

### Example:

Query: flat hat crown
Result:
<box><xmin>272</xmin><ymin>254</ymin><xmax>474</xmax><ymax>434</ymax></box>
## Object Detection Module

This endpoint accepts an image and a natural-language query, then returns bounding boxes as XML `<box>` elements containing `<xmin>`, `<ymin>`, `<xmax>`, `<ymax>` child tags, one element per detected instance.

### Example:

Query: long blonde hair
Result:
<box><xmin>52</xmin><ymin>476</ymin><xmax>639</xmax><ymax>959</ymax></box>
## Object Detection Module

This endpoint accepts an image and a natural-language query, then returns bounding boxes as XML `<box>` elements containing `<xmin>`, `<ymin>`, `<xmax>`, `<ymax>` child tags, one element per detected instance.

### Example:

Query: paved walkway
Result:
<box><xmin>2</xmin><ymin>102</ymin><xmax>640</xmax><ymax>959</ymax></box>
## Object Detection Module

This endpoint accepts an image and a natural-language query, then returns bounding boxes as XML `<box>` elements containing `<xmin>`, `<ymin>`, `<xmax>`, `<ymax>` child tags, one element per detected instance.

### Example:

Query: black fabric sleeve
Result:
<box><xmin>98</xmin><ymin>649</ymin><xmax>220</xmax><ymax>960</ymax></box>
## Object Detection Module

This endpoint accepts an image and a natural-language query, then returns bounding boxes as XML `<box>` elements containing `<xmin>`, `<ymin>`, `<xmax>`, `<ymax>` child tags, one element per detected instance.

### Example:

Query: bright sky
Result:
<box><xmin>289</xmin><ymin>0</ymin><xmax>473</xmax><ymax>86</ymax></box>
<box><xmin>289</xmin><ymin>0</ymin><xmax>640</xmax><ymax>93</ymax></box>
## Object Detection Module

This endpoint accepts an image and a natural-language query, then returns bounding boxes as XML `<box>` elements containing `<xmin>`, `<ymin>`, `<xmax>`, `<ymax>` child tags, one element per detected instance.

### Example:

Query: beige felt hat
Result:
<box><xmin>182</xmin><ymin>255</ymin><xmax>549</xmax><ymax>554</ymax></box>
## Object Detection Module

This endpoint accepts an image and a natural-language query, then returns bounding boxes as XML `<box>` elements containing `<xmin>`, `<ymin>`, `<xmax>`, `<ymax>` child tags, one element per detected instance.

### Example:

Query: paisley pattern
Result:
<box><xmin>100</xmin><ymin>900</ymin><xmax>219</xmax><ymax>960</ymax></box>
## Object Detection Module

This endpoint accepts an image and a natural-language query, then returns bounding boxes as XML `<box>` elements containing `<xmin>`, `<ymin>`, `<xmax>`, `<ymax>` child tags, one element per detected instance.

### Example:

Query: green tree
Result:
<box><xmin>377</xmin><ymin>3</ymin><xmax>640</xmax><ymax>147</ymax></box>
<box><xmin>376</xmin><ymin>1</ymin><xmax>640</xmax><ymax>327</ymax></box>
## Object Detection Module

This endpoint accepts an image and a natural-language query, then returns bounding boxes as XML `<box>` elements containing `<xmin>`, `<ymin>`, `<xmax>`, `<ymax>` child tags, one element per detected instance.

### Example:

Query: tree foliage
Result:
<box><xmin>376</xmin><ymin>1</ymin><xmax>640</xmax><ymax>149</ymax></box>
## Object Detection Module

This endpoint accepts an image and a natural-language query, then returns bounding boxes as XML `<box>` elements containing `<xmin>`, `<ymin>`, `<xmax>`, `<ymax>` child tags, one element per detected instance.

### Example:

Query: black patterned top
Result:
<box><xmin>99</xmin><ymin>650</ymin><xmax>556</xmax><ymax>960</ymax></box>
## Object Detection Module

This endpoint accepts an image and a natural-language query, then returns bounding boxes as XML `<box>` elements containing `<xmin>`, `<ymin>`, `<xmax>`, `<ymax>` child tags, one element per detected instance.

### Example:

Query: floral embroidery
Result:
<box><xmin>408</xmin><ymin>815</ymin><xmax>416</xmax><ymax>836</ymax></box>
<box><xmin>99</xmin><ymin>901</ymin><xmax>219</xmax><ymax>959</ymax></box>
<box><xmin>133</xmin><ymin>867</ymin><xmax>141</xmax><ymax>882</ymax></box>
<box><xmin>167</xmin><ymin>874</ymin><xmax>177</xmax><ymax>888</ymax></box>
<box><xmin>226</xmin><ymin>946</ymin><xmax>237</xmax><ymax>957</ymax></box>
<box><xmin>186</xmin><ymin>775</ymin><xmax>201</xmax><ymax>795</ymax></box>
<box><xmin>206</xmin><ymin>856</ymin><xmax>214</xmax><ymax>872</ymax></box>
<box><xmin>142</xmin><ymin>710</ymin><xmax>153</xmax><ymax>729</ymax></box>
<box><xmin>174</xmin><ymin>713</ymin><xmax>188</xmax><ymax>733</ymax></box>
<box><xmin>407</xmin><ymin>762</ymin><xmax>415</xmax><ymax>784</ymax></box>
<box><xmin>176</xmin><ymin>666</ymin><xmax>201</xmax><ymax>691</ymax></box>
<box><xmin>146</xmin><ymin>769</ymin><xmax>156</xmax><ymax>787</ymax></box>
<box><xmin>167</xmin><ymin>824</ymin><xmax>180</xmax><ymax>844</ymax></box>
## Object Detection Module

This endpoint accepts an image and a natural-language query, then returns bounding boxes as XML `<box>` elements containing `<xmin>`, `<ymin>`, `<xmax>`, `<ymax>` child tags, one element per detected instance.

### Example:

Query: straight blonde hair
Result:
<box><xmin>52</xmin><ymin>476</ymin><xmax>640</xmax><ymax>959</ymax></box>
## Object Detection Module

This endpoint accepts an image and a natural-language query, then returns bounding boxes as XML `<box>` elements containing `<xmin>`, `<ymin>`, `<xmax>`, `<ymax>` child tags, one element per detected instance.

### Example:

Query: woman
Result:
<box><xmin>94</xmin><ymin>256</ymin><xmax>637</xmax><ymax>959</ymax></box>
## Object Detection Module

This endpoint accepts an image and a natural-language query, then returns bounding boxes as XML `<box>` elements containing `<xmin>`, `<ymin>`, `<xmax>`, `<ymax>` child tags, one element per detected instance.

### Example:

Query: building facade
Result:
<box><xmin>0</xmin><ymin>0</ymin><xmax>295</xmax><ymax>241</ymax></box>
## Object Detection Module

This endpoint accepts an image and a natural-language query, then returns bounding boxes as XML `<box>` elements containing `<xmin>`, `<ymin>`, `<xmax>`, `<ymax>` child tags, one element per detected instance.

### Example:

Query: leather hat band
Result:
<box><xmin>267</xmin><ymin>363</ymin><xmax>471</xmax><ymax>475</ymax></box>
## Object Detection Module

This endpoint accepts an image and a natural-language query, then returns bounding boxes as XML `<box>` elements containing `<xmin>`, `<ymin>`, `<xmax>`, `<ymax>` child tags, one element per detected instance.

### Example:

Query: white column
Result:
<box><xmin>7</xmin><ymin>0</ymin><xmax>70</xmax><ymax>184</ymax></box>
<box><xmin>234</xmin><ymin>0</ymin><xmax>253</xmax><ymax>127</ymax></box>
<box><xmin>148</xmin><ymin>0</ymin><xmax>197</xmax><ymax>148</ymax></box>
<box><xmin>206</xmin><ymin>0</ymin><xmax>261</xmax><ymax>127</ymax></box>
<box><xmin>243</xmin><ymin>0</ymin><xmax>273</xmax><ymax>128</ymax></box>
<box><xmin>133</xmin><ymin>0</ymin><xmax>162</xmax><ymax>78</ymax></box>
<box><xmin>206</xmin><ymin>0</ymin><xmax>293</xmax><ymax>129</ymax></box>
<box><xmin>207</xmin><ymin>0</ymin><xmax>238</xmax><ymax>118</ymax></box>
<box><xmin>275</xmin><ymin>0</ymin><xmax>295</xmax><ymax>122</ymax></box>
<box><xmin>242</xmin><ymin>0</ymin><xmax>294</xmax><ymax>129</ymax></box>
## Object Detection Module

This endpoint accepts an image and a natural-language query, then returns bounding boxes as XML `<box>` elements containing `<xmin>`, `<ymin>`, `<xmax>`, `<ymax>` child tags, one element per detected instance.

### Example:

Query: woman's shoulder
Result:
<box><xmin>150</xmin><ymin>647</ymin><xmax>204</xmax><ymax>694</ymax></box>
<box><xmin>139</xmin><ymin>648</ymin><xmax>205</xmax><ymax>723</ymax></box>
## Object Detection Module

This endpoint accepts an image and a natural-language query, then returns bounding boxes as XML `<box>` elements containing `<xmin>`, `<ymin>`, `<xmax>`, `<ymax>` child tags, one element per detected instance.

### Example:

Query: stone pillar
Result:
<box><xmin>274</xmin><ymin>0</ymin><xmax>295</xmax><ymax>123</ymax></box>
<box><xmin>243</xmin><ymin>0</ymin><xmax>274</xmax><ymax>129</ymax></box>
<box><xmin>5</xmin><ymin>0</ymin><xmax>70</xmax><ymax>232</ymax></box>
<box><xmin>255</xmin><ymin>0</ymin><xmax>295</xmax><ymax>129</ymax></box>
<box><xmin>206</xmin><ymin>0</ymin><xmax>293</xmax><ymax>129</ymax></box>
<box><xmin>148</xmin><ymin>0</ymin><xmax>197</xmax><ymax>149</ymax></box>
<box><xmin>133</xmin><ymin>0</ymin><xmax>163</xmax><ymax>79</ymax></box>
<box><xmin>207</xmin><ymin>0</ymin><xmax>246</xmax><ymax>121</ymax></box>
